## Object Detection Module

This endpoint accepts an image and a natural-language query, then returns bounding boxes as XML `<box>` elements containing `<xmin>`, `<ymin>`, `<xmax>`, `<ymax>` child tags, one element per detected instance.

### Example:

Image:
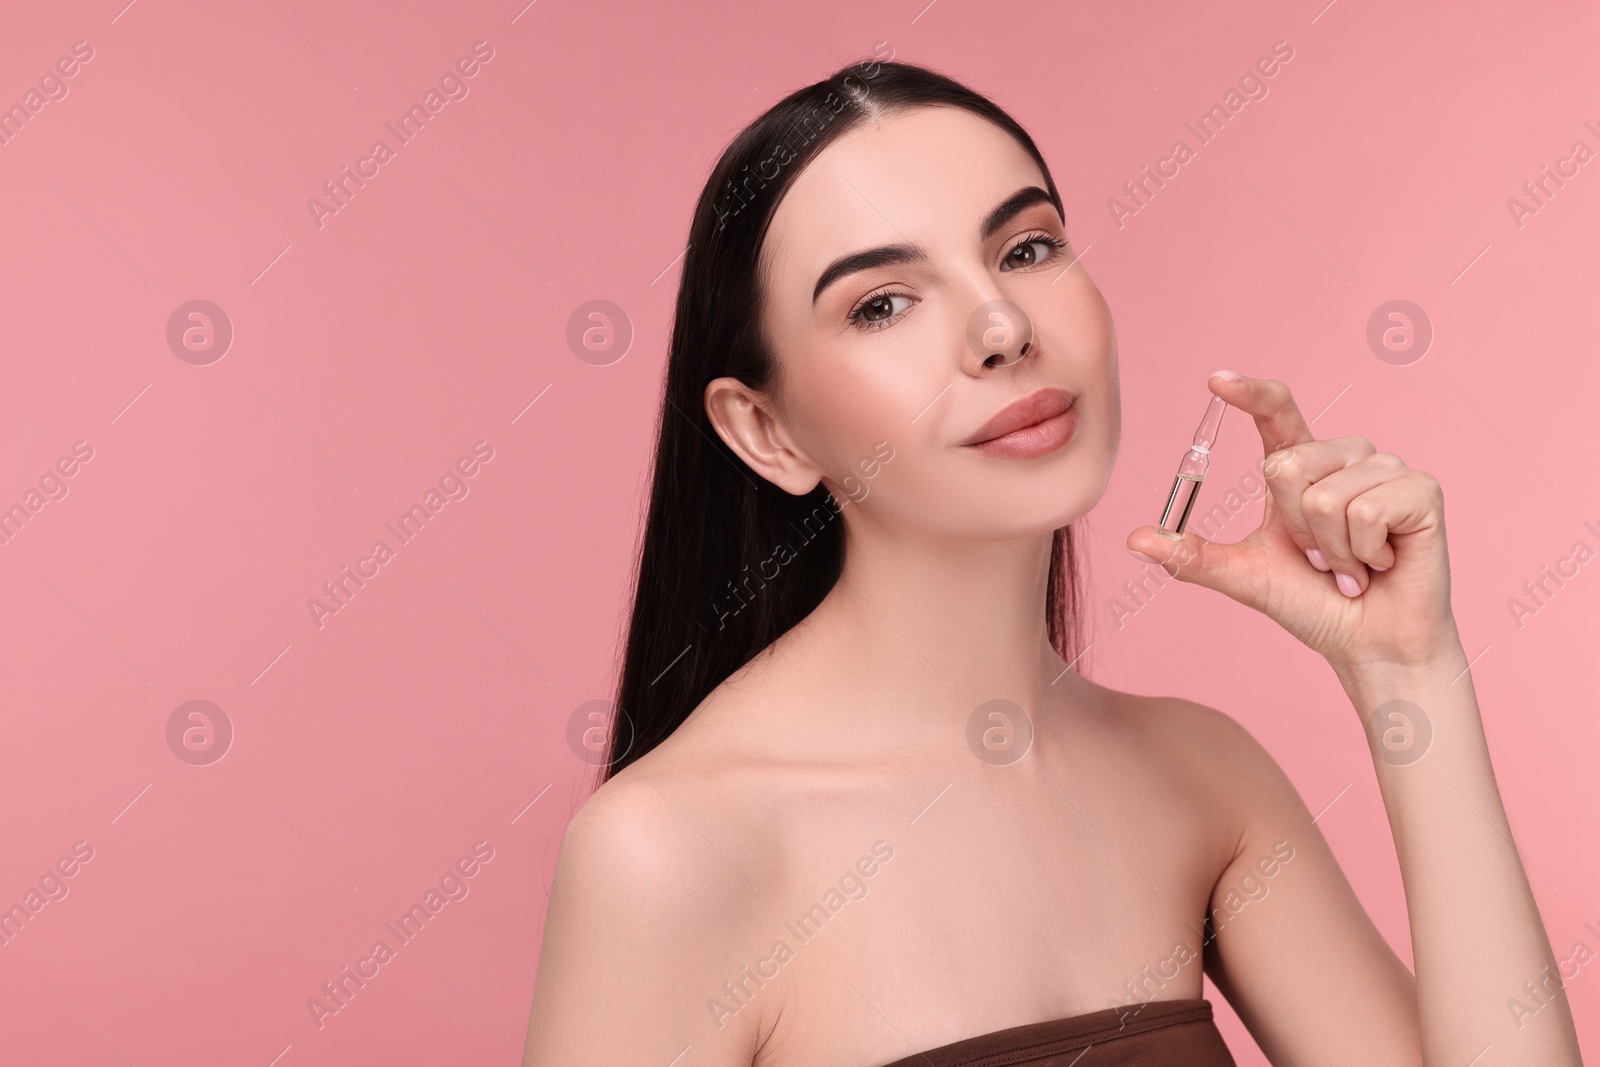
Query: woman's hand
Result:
<box><xmin>1125</xmin><ymin>372</ymin><xmax>1461</xmax><ymax>673</ymax></box>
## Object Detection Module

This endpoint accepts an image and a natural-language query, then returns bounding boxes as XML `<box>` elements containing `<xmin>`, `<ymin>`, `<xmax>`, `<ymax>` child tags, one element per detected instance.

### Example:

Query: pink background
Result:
<box><xmin>2</xmin><ymin>0</ymin><xmax>1596</xmax><ymax>1063</ymax></box>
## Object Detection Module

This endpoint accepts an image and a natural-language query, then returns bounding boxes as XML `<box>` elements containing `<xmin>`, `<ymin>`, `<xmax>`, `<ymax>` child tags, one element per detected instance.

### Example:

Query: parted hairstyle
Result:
<box><xmin>601</xmin><ymin>56</ymin><xmax>1088</xmax><ymax>781</ymax></box>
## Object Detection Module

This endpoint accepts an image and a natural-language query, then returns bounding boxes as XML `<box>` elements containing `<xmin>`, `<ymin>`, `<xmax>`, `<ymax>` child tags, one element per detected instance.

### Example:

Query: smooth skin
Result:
<box><xmin>522</xmin><ymin>106</ymin><xmax>1582</xmax><ymax>1066</ymax></box>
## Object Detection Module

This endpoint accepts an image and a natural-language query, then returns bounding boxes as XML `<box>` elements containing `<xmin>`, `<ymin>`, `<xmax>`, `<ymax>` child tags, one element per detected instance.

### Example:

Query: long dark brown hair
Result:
<box><xmin>601</xmin><ymin>56</ymin><xmax>1088</xmax><ymax>781</ymax></box>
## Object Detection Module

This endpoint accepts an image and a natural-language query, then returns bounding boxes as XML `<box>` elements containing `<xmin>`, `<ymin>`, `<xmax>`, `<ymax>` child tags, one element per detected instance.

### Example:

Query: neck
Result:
<box><xmin>793</xmin><ymin>513</ymin><xmax>1087</xmax><ymax>745</ymax></box>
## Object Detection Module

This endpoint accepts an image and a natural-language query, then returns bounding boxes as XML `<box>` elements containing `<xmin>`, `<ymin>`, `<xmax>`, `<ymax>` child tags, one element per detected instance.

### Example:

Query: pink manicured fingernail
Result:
<box><xmin>1369</xmin><ymin>559</ymin><xmax>1391</xmax><ymax>572</ymax></box>
<box><xmin>1211</xmin><ymin>369</ymin><xmax>1242</xmax><ymax>381</ymax></box>
<box><xmin>1129</xmin><ymin>549</ymin><xmax>1163</xmax><ymax>565</ymax></box>
<box><xmin>1305</xmin><ymin>547</ymin><xmax>1331</xmax><ymax>572</ymax></box>
<box><xmin>1335</xmin><ymin>572</ymin><xmax>1361</xmax><ymax>597</ymax></box>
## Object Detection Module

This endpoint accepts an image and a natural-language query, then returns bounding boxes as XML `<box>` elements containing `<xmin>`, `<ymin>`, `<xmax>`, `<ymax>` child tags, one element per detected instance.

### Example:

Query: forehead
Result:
<box><xmin>761</xmin><ymin>105</ymin><xmax>1048</xmax><ymax>283</ymax></box>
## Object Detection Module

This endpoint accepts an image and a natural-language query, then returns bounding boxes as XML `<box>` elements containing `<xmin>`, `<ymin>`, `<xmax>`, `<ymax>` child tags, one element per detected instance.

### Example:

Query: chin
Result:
<box><xmin>964</xmin><ymin>477</ymin><xmax>1103</xmax><ymax>538</ymax></box>
<box><xmin>1016</xmin><ymin>457</ymin><xmax>1110</xmax><ymax>531</ymax></box>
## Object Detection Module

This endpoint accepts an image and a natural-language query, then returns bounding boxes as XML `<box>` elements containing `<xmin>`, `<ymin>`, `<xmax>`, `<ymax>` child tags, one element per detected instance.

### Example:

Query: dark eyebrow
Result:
<box><xmin>980</xmin><ymin>186</ymin><xmax>1057</xmax><ymax>241</ymax></box>
<box><xmin>811</xmin><ymin>186</ymin><xmax>1060</xmax><ymax>305</ymax></box>
<box><xmin>811</xmin><ymin>242</ymin><xmax>927</xmax><ymax>305</ymax></box>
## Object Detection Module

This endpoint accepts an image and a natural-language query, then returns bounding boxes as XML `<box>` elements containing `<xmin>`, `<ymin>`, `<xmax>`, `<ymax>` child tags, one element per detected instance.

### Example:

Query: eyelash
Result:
<box><xmin>846</xmin><ymin>231</ymin><xmax>1070</xmax><ymax>332</ymax></box>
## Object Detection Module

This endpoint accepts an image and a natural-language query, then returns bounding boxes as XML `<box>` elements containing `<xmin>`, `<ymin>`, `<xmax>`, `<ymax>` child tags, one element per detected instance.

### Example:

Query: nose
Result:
<box><xmin>986</xmin><ymin>340</ymin><xmax>1030</xmax><ymax>367</ymax></box>
<box><xmin>963</xmin><ymin>297</ymin><xmax>1035</xmax><ymax>374</ymax></box>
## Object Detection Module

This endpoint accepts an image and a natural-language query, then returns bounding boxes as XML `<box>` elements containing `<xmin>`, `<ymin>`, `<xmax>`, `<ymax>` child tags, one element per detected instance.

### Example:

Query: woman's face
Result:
<box><xmin>739</xmin><ymin>104</ymin><xmax>1120</xmax><ymax>539</ymax></box>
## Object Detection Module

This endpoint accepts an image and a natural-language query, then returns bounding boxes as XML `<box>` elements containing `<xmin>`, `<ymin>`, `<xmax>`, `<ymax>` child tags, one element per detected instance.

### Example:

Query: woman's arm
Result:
<box><xmin>1184</xmin><ymin>694</ymin><xmax>1421</xmax><ymax>1065</ymax></box>
<box><xmin>1189</xmin><ymin>644</ymin><xmax>1581</xmax><ymax>1066</ymax></box>
<box><xmin>1128</xmin><ymin>373</ymin><xmax>1583</xmax><ymax>1066</ymax></box>
<box><xmin>1335</xmin><ymin>641</ymin><xmax>1582</xmax><ymax>1064</ymax></box>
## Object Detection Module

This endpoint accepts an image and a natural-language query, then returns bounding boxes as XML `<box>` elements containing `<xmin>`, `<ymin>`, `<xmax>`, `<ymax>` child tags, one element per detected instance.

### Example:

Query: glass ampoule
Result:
<box><xmin>1158</xmin><ymin>393</ymin><xmax>1228</xmax><ymax>536</ymax></box>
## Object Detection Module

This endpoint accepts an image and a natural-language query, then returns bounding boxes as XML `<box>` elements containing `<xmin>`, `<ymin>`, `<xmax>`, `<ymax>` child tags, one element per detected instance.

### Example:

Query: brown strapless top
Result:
<box><xmin>874</xmin><ymin>997</ymin><xmax>1236</xmax><ymax>1067</ymax></box>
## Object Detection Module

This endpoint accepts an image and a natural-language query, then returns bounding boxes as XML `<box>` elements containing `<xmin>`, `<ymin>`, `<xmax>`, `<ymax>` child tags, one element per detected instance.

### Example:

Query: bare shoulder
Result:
<box><xmin>1091</xmin><ymin>682</ymin><xmax>1314</xmax><ymax>835</ymax></box>
<box><xmin>555</xmin><ymin>724</ymin><xmax>783</xmax><ymax>923</ymax></box>
<box><xmin>551</xmin><ymin>761</ymin><xmax>768</xmax><ymax>941</ymax></box>
<box><xmin>558</xmin><ymin>765</ymin><xmax>729</xmax><ymax>886</ymax></box>
<box><xmin>559</xmin><ymin>650</ymin><xmax>792</xmax><ymax>851</ymax></box>
<box><xmin>524</xmin><ymin>753</ymin><xmax>776</xmax><ymax>1065</ymax></box>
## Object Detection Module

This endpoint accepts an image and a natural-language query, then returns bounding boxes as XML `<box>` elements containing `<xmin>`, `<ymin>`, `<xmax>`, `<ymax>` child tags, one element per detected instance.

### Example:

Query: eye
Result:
<box><xmin>1002</xmin><ymin>231</ymin><xmax>1069</xmax><ymax>271</ymax></box>
<box><xmin>847</xmin><ymin>288</ymin><xmax>915</xmax><ymax>332</ymax></box>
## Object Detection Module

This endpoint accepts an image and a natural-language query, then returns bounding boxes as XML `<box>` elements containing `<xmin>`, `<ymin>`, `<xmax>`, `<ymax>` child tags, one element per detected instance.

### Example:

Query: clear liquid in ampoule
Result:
<box><xmin>1157</xmin><ymin>393</ymin><xmax>1229</xmax><ymax>536</ymax></box>
<box><xmin>1160</xmin><ymin>472</ymin><xmax>1204</xmax><ymax>535</ymax></box>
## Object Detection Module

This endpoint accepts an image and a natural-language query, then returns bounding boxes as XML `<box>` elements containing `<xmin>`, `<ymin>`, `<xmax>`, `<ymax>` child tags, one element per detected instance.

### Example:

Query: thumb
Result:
<box><xmin>1126</xmin><ymin>526</ymin><xmax>1265</xmax><ymax>610</ymax></box>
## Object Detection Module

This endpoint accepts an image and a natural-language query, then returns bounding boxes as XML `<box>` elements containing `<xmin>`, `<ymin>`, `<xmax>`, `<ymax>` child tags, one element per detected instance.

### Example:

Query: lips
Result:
<box><xmin>962</xmin><ymin>387</ymin><xmax>1076</xmax><ymax>446</ymax></box>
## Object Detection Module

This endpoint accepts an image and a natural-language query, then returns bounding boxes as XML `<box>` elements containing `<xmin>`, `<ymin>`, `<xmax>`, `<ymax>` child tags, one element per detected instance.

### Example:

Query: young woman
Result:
<box><xmin>522</xmin><ymin>58</ymin><xmax>1583</xmax><ymax>1067</ymax></box>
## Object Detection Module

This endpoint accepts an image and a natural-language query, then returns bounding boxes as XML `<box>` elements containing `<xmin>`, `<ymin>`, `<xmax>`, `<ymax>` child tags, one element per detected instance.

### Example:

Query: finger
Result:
<box><xmin>1262</xmin><ymin>436</ymin><xmax>1379</xmax><ymax>566</ymax></box>
<box><xmin>1346</xmin><ymin>468</ymin><xmax>1442</xmax><ymax>567</ymax></box>
<box><xmin>1299</xmin><ymin>452</ymin><xmax>1408</xmax><ymax>594</ymax></box>
<box><xmin>1206</xmin><ymin>373</ymin><xmax>1318</xmax><ymax>456</ymax></box>
<box><xmin>1126</xmin><ymin>525</ymin><xmax>1270</xmax><ymax>616</ymax></box>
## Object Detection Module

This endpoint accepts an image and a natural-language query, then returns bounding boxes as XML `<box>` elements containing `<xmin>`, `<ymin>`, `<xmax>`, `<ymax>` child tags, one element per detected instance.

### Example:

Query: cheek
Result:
<box><xmin>1054</xmin><ymin>279</ymin><xmax>1119</xmax><ymax>438</ymax></box>
<box><xmin>788</xmin><ymin>348</ymin><xmax>931</xmax><ymax>465</ymax></box>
